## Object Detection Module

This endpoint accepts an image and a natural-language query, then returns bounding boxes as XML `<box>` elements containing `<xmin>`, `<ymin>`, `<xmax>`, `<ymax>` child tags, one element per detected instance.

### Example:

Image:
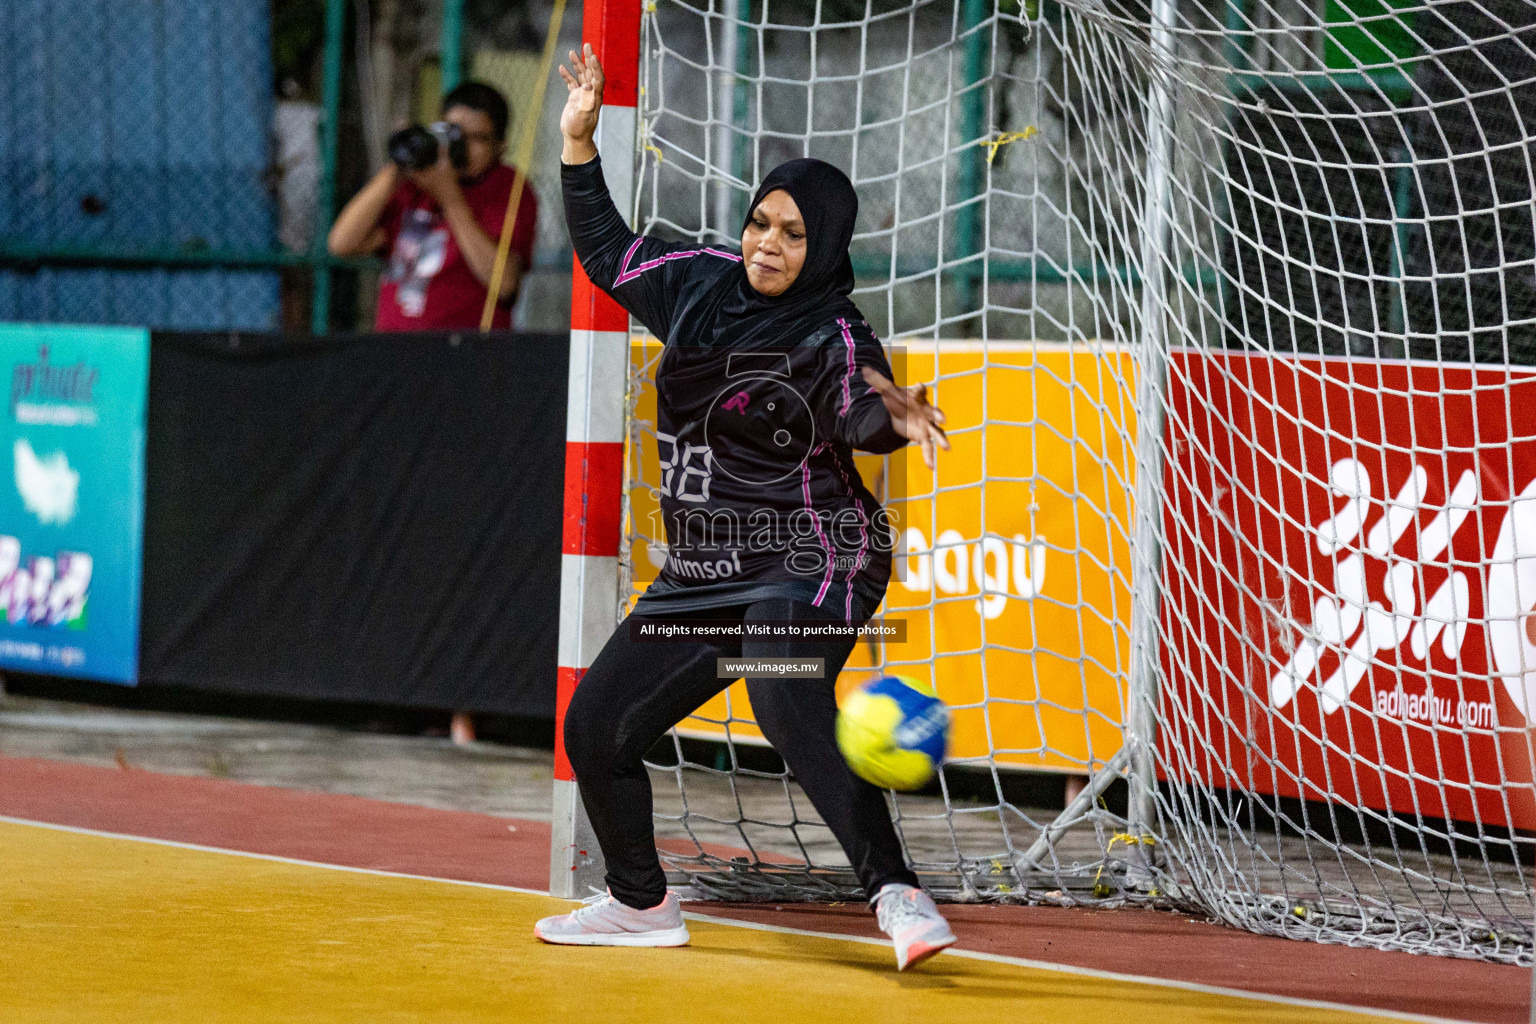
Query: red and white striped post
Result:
<box><xmin>550</xmin><ymin>0</ymin><xmax>642</xmax><ymax>899</ymax></box>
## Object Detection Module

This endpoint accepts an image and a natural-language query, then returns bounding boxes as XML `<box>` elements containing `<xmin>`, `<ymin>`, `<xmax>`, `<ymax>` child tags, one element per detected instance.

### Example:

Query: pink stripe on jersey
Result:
<box><xmin>613</xmin><ymin>237</ymin><xmax>645</xmax><ymax>283</ymax></box>
<box><xmin>837</xmin><ymin>318</ymin><xmax>857</xmax><ymax>417</ymax></box>
<box><xmin>613</xmin><ymin>240</ymin><xmax>742</xmax><ymax>287</ymax></box>
<box><xmin>826</xmin><ymin>447</ymin><xmax>870</xmax><ymax>622</ymax></box>
<box><xmin>803</xmin><ymin>443</ymin><xmax>836</xmax><ymax>607</ymax></box>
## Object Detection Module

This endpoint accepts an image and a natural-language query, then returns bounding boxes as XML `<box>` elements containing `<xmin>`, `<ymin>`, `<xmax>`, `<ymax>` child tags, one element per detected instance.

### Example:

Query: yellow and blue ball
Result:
<box><xmin>836</xmin><ymin>675</ymin><xmax>949</xmax><ymax>791</ymax></box>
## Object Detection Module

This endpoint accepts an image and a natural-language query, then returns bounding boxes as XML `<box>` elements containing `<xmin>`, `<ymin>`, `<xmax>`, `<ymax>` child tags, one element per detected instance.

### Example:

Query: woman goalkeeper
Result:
<box><xmin>536</xmin><ymin>44</ymin><xmax>955</xmax><ymax>971</ymax></box>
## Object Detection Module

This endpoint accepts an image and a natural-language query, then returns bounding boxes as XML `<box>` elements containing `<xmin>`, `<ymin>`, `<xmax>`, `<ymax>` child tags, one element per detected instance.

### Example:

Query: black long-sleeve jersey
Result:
<box><xmin>563</xmin><ymin>157</ymin><xmax>905</xmax><ymax>621</ymax></box>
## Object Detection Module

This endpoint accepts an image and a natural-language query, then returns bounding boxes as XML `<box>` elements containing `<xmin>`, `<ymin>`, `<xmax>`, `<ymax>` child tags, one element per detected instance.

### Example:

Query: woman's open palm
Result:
<box><xmin>558</xmin><ymin>43</ymin><xmax>605</xmax><ymax>144</ymax></box>
<box><xmin>861</xmin><ymin>366</ymin><xmax>949</xmax><ymax>469</ymax></box>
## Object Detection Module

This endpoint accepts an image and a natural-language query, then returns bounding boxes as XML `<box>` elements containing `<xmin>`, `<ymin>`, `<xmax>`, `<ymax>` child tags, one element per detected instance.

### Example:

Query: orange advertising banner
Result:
<box><xmin>624</xmin><ymin>339</ymin><xmax>1135</xmax><ymax>774</ymax></box>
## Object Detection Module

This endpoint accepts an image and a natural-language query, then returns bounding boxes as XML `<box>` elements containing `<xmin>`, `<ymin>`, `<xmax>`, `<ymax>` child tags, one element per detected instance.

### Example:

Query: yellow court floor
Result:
<box><xmin>0</xmin><ymin>819</ymin><xmax>1436</xmax><ymax>1024</ymax></box>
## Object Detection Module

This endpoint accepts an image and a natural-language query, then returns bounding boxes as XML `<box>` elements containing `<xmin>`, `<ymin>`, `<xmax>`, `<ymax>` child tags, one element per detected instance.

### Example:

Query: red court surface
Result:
<box><xmin>1</xmin><ymin>752</ymin><xmax>1525</xmax><ymax>1023</ymax></box>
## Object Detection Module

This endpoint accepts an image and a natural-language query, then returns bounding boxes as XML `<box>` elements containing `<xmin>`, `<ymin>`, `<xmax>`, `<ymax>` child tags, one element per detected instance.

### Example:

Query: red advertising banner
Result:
<box><xmin>1163</xmin><ymin>349</ymin><xmax>1536</xmax><ymax>831</ymax></box>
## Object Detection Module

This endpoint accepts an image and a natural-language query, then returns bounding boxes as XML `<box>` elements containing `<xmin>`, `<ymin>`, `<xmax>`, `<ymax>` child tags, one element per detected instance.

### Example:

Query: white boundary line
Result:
<box><xmin>0</xmin><ymin>815</ymin><xmax>1480</xmax><ymax>1024</ymax></box>
<box><xmin>680</xmin><ymin>911</ymin><xmax>1475</xmax><ymax>1024</ymax></box>
<box><xmin>0</xmin><ymin>814</ymin><xmax>551</xmax><ymax>898</ymax></box>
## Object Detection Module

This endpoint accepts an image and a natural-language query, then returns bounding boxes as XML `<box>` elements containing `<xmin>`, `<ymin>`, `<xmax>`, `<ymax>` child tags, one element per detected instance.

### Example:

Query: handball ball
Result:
<box><xmin>836</xmin><ymin>675</ymin><xmax>949</xmax><ymax>791</ymax></box>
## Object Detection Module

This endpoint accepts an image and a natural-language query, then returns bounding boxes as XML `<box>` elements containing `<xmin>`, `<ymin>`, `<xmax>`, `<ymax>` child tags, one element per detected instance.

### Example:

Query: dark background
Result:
<box><xmin>135</xmin><ymin>329</ymin><xmax>566</xmax><ymax>717</ymax></box>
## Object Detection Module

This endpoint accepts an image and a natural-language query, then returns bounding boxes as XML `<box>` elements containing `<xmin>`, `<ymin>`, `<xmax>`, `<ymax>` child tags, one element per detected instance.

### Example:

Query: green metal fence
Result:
<box><xmin>0</xmin><ymin>0</ymin><xmax>470</xmax><ymax>335</ymax></box>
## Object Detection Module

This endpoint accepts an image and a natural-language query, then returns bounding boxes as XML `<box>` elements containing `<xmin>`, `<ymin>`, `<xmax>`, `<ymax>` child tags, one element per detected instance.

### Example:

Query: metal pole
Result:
<box><xmin>1126</xmin><ymin>0</ymin><xmax>1179</xmax><ymax>858</ymax></box>
<box><xmin>550</xmin><ymin>0</ymin><xmax>642</xmax><ymax>900</ymax></box>
<box><xmin>441</xmin><ymin>0</ymin><xmax>466</xmax><ymax>93</ymax></box>
<box><xmin>311</xmin><ymin>0</ymin><xmax>346</xmax><ymax>335</ymax></box>
<box><xmin>731</xmin><ymin>1</ymin><xmax>752</xmax><ymax>230</ymax></box>
<box><xmin>711</xmin><ymin>0</ymin><xmax>741</xmax><ymax>238</ymax></box>
<box><xmin>1529</xmin><ymin>942</ymin><xmax>1536</xmax><ymax>1024</ymax></box>
<box><xmin>1385</xmin><ymin>150</ymin><xmax>1413</xmax><ymax>352</ymax></box>
<box><xmin>1016</xmin><ymin>746</ymin><xmax>1132</xmax><ymax>871</ymax></box>
<box><xmin>1219</xmin><ymin>0</ymin><xmax>1250</xmax><ymax>72</ymax></box>
<box><xmin>956</xmin><ymin>0</ymin><xmax>988</xmax><ymax>322</ymax></box>
<box><xmin>1215</xmin><ymin>0</ymin><xmax>1248</xmax><ymax>345</ymax></box>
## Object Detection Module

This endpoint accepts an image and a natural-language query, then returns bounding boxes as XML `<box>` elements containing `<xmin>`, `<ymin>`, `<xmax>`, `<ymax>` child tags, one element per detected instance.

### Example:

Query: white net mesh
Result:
<box><xmin>618</xmin><ymin>0</ymin><xmax>1536</xmax><ymax>962</ymax></box>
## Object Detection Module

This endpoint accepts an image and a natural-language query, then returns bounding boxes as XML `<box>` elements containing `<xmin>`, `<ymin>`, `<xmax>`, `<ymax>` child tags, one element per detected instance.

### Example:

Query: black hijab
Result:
<box><xmin>694</xmin><ymin>158</ymin><xmax>862</xmax><ymax>347</ymax></box>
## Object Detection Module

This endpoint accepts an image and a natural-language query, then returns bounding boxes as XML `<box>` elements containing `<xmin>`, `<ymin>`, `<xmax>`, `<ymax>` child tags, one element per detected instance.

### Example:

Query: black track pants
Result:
<box><xmin>563</xmin><ymin>597</ymin><xmax>920</xmax><ymax>910</ymax></box>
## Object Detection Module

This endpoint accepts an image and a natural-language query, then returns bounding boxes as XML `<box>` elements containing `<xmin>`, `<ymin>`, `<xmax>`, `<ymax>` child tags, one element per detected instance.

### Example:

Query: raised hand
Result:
<box><xmin>558</xmin><ymin>43</ymin><xmax>606</xmax><ymax>164</ymax></box>
<box><xmin>861</xmin><ymin>365</ymin><xmax>950</xmax><ymax>470</ymax></box>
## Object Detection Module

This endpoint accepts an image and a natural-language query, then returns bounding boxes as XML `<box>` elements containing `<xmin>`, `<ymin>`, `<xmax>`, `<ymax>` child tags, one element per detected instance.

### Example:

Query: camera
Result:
<box><xmin>388</xmin><ymin>121</ymin><xmax>468</xmax><ymax>171</ymax></box>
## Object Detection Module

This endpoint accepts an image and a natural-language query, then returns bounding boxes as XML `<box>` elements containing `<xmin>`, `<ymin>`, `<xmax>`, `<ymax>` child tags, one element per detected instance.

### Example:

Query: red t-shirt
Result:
<box><xmin>375</xmin><ymin>163</ymin><xmax>538</xmax><ymax>331</ymax></box>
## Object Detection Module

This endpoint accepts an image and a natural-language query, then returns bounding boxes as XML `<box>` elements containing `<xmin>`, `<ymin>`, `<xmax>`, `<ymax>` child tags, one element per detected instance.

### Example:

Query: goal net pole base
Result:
<box><xmin>550</xmin><ymin>777</ymin><xmax>607</xmax><ymax>898</ymax></box>
<box><xmin>664</xmin><ymin>864</ymin><xmax>1123</xmax><ymax>903</ymax></box>
<box><xmin>1015</xmin><ymin>746</ymin><xmax>1132</xmax><ymax>872</ymax></box>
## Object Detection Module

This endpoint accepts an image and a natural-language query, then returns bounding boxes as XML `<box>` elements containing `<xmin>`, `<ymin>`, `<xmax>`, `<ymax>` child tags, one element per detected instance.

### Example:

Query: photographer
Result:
<box><xmin>328</xmin><ymin>81</ymin><xmax>538</xmax><ymax>330</ymax></box>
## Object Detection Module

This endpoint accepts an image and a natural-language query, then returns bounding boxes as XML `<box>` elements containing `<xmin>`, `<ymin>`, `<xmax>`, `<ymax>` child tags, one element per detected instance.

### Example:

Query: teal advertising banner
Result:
<box><xmin>0</xmin><ymin>324</ymin><xmax>149</xmax><ymax>683</ymax></box>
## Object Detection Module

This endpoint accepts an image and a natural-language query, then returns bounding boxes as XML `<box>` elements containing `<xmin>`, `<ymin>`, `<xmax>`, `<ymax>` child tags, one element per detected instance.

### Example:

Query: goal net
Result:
<box><xmin>617</xmin><ymin>0</ymin><xmax>1536</xmax><ymax>962</ymax></box>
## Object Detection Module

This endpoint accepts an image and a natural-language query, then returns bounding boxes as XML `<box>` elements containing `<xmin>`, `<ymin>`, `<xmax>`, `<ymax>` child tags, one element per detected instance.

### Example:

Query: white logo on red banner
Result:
<box><xmin>1165</xmin><ymin>350</ymin><xmax>1536</xmax><ymax>829</ymax></box>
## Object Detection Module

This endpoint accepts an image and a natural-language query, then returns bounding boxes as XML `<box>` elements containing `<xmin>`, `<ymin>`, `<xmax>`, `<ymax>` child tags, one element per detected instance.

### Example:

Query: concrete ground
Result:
<box><xmin>3</xmin><ymin>681</ymin><xmax>1516</xmax><ymax>950</ymax></box>
<box><xmin>0</xmin><ymin>687</ymin><xmax>557</xmax><ymax>821</ymax></box>
<box><xmin>2</xmin><ymin>749</ymin><xmax>1524</xmax><ymax>1023</ymax></box>
<box><xmin>0</xmin><ymin>686</ymin><xmax>1081</xmax><ymax>872</ymax></box>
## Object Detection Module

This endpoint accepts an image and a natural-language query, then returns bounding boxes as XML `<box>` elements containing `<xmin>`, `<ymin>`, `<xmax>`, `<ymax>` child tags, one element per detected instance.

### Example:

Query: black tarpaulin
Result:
<box><xmin>140</xmin><ymin>330</ymin><xmax>566</xmax><ymax>716</ymax></box>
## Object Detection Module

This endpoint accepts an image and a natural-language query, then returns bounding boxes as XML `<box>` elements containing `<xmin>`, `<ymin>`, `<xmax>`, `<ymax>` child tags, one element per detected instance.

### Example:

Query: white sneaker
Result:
<box><xmin>534</xmin><ymin>889</ymin><xmax>691</xmax><ymax>947</ymax></box>
<box><xmin>873</xmin><ymin>883</ymin><xmax>956</xmax><ymax>969</ymax></box>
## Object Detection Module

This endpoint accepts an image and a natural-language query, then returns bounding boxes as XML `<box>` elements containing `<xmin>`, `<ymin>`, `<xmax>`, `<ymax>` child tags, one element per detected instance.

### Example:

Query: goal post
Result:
<box><xmin>550</xmin><ymin>0</ymin><xmax>642</xmax><ymax>900</ymax></box>
<box><xmin>553</xmin><ymin>0</ymin><xmax>1536</xmax><ymax>964</ymax></box>
<box><xmin>1123</xmin><ymin>0</ymin><xmax>1179</xmax><ymax>866</ymax></box>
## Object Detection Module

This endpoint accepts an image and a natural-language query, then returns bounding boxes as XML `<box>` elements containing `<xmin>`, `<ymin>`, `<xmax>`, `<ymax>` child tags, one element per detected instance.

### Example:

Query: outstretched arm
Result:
<box><xmin>560</xmin><ymin>44</ymin><xmax>637</xmax><ymax>295</ymax></box>
<box><xmin>558</xmin><ymin>43</ymin><xmax>703</xmax><ymax>338</ymax></box>
<box><xmin>861</xmin><ymin>365</ymin><xmax>949</xmax><ymax>469</ymax></box>
<box><xmin>813</xmin><ymin>322</ymin><xmax>950</xmax><ymax>467</ymax></box>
